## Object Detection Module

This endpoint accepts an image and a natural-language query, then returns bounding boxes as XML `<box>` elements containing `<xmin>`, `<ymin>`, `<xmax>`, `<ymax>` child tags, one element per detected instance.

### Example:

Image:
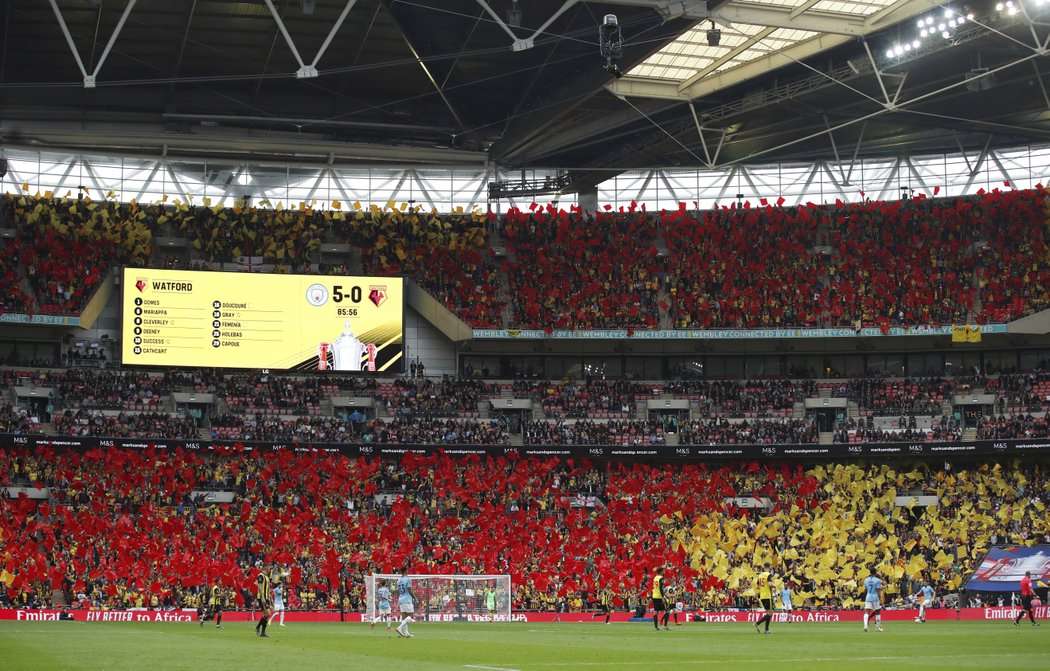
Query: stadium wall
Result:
<box><xmin>3</xmin><ymin>433</ymin><xmax>1049</xmax><ymax>460</ymax></box>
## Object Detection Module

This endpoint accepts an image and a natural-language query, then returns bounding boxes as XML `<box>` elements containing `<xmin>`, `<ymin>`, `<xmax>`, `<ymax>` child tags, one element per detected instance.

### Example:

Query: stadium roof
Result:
<box><xmin>1</xmin><ymin>0</ymin><xmax>1048</xmax><ymax>189</ymax></box>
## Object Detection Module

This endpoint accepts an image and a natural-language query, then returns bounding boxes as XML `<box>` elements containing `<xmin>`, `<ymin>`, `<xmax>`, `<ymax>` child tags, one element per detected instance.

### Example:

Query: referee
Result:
<box><xmin>1014</xmin><ymin>570</ymin><xmax>1040</xmax><ymax>627</ymax></box>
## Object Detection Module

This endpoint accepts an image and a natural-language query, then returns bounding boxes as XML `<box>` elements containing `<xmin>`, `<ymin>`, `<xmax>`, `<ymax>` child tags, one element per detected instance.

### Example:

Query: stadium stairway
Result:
<box><xmin>50</xmin><ymin>590</ymin><xmax>67</xmax><ymax>607</ymax></box>
<box><xmin>214</xmin><ymin>396</ymin><xmax>230</xmax><ymax>418</ymax></box>
<box><xmin>477</xmin><ymin>401</ymin><xmax>490</xmax><ymax>419</ymax></box>
<box><xmin>634</xmin><ymin>400</ymin><xmax>647</xmax><ymax>420</ymax></box>
<box><xmin>819</xmin><ymin>431</ymin><xmax>835</xmax><ymax>444</ymax></box>
<box><xmin>38</xmin><ymin>422</ymin><xmax>56</xmax><ymax>437</ymax></box>
<box><xmin>348</xmin><ymin>245</ymin><xmax>363</xmax><ymax>275</ymax></box>
<box><xmin>792</xmin><ymin>402</ymin><xmax>805</xmax><ymax>419</ymax></box>
<box><xmin>689</xmin><ymin>399</ymin><xmax>701</xmax><ymax>419</ymax></box>
<box><xmin>817</xmin><ymin>387</ymin><xmax>833</xmax><ymax>399</ymax></box>
<box><xmin>485</xmin><ymin>226</ymin><xmax>515</xmax><ymax>328</ymax></box>
<box><xmin>962</xmin><ymin>427</ymin><xmax>979</xmax><ymax>441</ymax></box>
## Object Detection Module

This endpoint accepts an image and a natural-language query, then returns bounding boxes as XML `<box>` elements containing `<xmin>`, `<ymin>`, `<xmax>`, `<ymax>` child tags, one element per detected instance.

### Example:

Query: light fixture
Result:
<box><xmin>707</xmin><ymin>22</ymin><xmax>721</xmax><ymax>46</ymax></box>
<box><xmin>912</xmin><ymin>39</ymin><xmax>921</xmax><ymax>48</ymax></box>
<box><xmin>942</xmin><ymin>30</ymin><xmax>951</xmax><ymax>38</ymax></box>
<box><xmin>995</xmin><ymin>2</ymin><xmax>1004</xmax><ymax>9</ymax></box>
<box><xmin>921</xmin><ymin>29</ymin><xmax>928</xmax><ymax>37</ymax></box>
<box><xmin>507</xmin><ymin>0</ymin><xmax>522</xmax><ymax>28</ymax></box>
<box><xmin>886</xmin><ymin>48</ymin><xmax>895</xmax><ymax>58</ymax></box>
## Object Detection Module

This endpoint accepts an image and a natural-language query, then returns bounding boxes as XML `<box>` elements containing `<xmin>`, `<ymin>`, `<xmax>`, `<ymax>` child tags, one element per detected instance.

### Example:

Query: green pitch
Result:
<box><xmin>0</xmin><ymin>620</ymin><xmax>1047</xmax><ymax>671</ymax></box>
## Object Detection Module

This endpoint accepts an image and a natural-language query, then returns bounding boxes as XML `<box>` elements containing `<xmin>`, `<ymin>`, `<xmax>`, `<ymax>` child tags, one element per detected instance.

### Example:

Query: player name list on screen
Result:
<box><xmin>121</xmin><ymin>269</ymin><xmax>404</xmax><ymax>372</ymax></box>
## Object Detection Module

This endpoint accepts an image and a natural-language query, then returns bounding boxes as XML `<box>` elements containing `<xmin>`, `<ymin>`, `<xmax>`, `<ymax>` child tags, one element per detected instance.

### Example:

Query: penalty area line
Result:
<box><xmin>464</xmin><ymin>665</ymin><xmax>524</xmax><ymax>671</ymax></box>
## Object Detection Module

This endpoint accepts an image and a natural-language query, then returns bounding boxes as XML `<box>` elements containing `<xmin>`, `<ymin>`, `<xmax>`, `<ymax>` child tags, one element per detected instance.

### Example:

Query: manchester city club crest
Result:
<box><xmin>306</xmin><ymin>283</ymin><xmax>329</xmax><ymax>307</ymax></box>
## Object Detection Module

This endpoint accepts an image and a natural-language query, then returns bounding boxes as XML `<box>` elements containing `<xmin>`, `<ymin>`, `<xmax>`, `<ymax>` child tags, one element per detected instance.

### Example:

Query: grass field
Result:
<box><xmin>1</xmin><ymin>620</ymin><xmax>1047</xmax><ymax>671</ymax></box>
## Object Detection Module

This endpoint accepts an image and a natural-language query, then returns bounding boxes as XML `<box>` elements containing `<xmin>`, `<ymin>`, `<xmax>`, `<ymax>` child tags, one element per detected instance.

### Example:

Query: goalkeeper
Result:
<box><xmin>486</xmin><ymin>587</ymin><xmax>498</xmax><ymax>622</ymax></box>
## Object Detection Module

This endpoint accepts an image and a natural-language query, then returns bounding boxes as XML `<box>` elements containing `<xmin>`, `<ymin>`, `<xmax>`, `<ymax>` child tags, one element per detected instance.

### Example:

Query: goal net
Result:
<box><xmin>365</xmin><ymin>574</ymin><xmax>512</xmax><ymax>623</ymax></box>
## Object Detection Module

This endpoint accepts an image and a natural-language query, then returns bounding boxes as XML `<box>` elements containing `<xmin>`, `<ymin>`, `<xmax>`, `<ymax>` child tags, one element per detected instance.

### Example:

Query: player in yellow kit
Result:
<box><xmin>754</xmin><ymin>564</ymin><xmax>773</xmax><ymax>634</ymax></box>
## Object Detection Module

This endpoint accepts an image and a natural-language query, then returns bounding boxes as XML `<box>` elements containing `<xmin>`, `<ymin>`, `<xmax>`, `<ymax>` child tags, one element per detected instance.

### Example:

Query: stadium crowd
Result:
<box><xmin>832</xmin><ymin>416</ymin><xmax>963</xmax><ymax>444</ymax></box>
<box><xmin>3</xmin><ymin>188</ymin><xmax>1049</xmax><ymax>329</ymax></box>
<box><xmin>663</xmin><ymin>379</ymin><xmax>816</xmax><ymax>416</ymax></box>
<box><xmin>522</xmin><ymin>419</ymin><xmax>667</xmax><ymax>446</ymax></box>
<box><xmin>502</xmin><ymin>211</ymin><xmax>664</xmax><ymax>329</ymax></box>
<box><xmin>514</xmin><ymin>379</ymin><xmax>650</xmax><ymax>419</ymax></box>
<box><xmin>1</xmin><ymin>446</ymin><xmax>1047</xmax><ymax>616</ymax></box>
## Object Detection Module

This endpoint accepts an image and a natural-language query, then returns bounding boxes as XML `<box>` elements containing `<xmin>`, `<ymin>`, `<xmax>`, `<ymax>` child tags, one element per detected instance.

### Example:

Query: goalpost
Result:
<box><xmin>365</xmin><ymin>574</ymin><xmax>512</xmax><ymax>623</ymax></box>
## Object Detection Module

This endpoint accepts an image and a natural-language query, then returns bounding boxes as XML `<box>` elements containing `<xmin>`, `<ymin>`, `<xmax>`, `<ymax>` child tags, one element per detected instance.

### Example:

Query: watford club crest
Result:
<box><xmin>369</xmin><ymin>285</ymin><xmax>388</xmax><ymax>307</ymax></box>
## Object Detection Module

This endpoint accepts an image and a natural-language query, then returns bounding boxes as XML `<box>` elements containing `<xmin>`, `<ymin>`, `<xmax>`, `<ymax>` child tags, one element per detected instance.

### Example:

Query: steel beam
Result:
<box><xmin>48</xmin><ymin>0</ymin><xmax>90</xmax><ymax>87</ymax></box>
<box><xmin>381</xmin><ymin>0</ymin><xmax>467</xmax><ymax>132</ymax></box>
<box><xmin>473</xmin><ymin>0</ymin><xmax>578</xmax><ymax>51</ymax></box>
<box><xmin>719</xmin><ymin>51</ymin><xmax>1042</xmax><ymax>167</ymax></box>
<box><xmin>310</xmin><ymin>0</ymin><xmax>358</xmax><ymax>74</ymax></box>
<box><xmin>677</xmin><ymin>26</ymin><xmax>776</xmax><ymax>92</ymax></box>
<box><xmin>89</xmin><ymin>0</ymin><xmax>137</xmax><ymax>84</ymax></box>
<box><xmin>610</xmin><ymin>32</ymin><xmax>852</xmax><ymax>100</ymax></box>
<box><xmin>602</xmin><ymin>0</ymin><xmax>940</xmax><ymax>36</ymax></box>
<box><xmin>262</xmin><ymin>0</ymin><xmax>308</xmax><ymax>71</ymax></box>
<box><xmin>263</xmin><ymin>0</ymin><xmax>357</xmax><ymax>79</ymax></box>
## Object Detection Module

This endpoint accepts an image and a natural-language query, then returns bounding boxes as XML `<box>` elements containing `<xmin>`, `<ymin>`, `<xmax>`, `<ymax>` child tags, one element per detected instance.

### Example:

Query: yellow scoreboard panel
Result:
<box><xmin>121</xmin><ymin>269</ymin><xmax>404</xmax><ymax>372</ymax></box>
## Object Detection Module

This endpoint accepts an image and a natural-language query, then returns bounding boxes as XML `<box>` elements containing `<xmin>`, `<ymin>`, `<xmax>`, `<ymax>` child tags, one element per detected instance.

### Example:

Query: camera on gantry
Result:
<box><xmin>599</xmin><ymin>14</ymin><xmax>623</xmax><ymax>78</ymax></box>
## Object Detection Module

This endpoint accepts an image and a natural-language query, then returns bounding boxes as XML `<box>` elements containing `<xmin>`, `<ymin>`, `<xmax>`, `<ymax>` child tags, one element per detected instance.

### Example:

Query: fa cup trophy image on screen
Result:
<box><xmin>318</xmin><ymin>320</ymin><xmax>377</xmax><ymax>372</ymax></box>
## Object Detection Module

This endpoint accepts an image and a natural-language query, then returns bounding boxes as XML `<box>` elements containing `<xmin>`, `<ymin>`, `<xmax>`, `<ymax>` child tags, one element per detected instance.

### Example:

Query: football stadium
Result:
<box><xmin>1</xmin><ymin>0</ymin><xmax>1050</xmax><ymax>669</ymax></box>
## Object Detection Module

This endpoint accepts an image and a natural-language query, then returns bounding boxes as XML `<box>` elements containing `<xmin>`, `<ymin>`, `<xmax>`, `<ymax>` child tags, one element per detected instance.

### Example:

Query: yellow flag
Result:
<box><xmin>951</xmin><ymin>325</ymin><xmax>967</xmax><ymax>342</ymax></box>
<box><xmin>966</xmin><ymin>325</ymin><xmax>982</xmax><ymax>342</ymax></box>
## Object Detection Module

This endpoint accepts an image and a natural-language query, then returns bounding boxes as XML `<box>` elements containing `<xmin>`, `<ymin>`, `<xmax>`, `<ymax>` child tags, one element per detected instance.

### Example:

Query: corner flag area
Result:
<box><xmin>0</xmin><ymin>620</ymin><xmax>1046</xmax><ymax>671</ymax></box>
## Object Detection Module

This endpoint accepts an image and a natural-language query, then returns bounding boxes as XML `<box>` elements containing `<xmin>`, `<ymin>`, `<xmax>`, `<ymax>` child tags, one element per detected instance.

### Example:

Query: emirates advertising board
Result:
<box><xmin>121</xmin><ymin>268</ymin><xmax>404</xmax><ymax>372</ymax></box>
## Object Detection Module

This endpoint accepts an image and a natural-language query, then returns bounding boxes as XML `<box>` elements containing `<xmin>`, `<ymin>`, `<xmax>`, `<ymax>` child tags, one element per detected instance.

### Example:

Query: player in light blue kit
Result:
<box><xmin>780</xmin><ymin>581</ymin><xmax>793</xmax><ymax>621</ymax></box>
<box><xmin>372</xmin><ymin>581</ymin><xmax>393</xmax><ymax>631</ymax></box>
<box><xmin>270</xmin><ymin>583</ymin><xmax>287</xmax><ymax>626</ymax></box>
<box><xmin>863</xmin><ymin>570</ymin><xmax>884</xmax><ymax>632</ymax></box>
<box><xmin>396</xmin><ymin>569</ymin><xmax>416</xmax><ymax>638</ymax></box>
<box><xmin>913</xmin><ymin>581</ymin><xmax>935</xmax><ymax>623</ymax></box>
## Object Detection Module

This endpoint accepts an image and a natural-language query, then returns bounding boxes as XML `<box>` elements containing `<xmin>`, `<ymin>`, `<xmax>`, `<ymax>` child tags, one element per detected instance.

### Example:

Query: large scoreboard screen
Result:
<box><xmin>121</xmin><ymin>269</ymin><xmax>404</xmax><ymax>372</ymax></box>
